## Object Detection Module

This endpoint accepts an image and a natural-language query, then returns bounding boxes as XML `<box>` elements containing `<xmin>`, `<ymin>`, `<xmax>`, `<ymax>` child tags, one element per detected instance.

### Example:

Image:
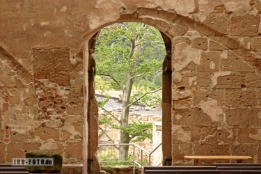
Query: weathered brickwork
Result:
<box><xmin>0</xmin><ymin>0</ymin><xmax>261</xmax><ymax>173</ymax></box>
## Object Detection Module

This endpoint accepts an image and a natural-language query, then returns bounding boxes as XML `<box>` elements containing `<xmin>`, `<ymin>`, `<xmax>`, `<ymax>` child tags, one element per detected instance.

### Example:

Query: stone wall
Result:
<box><xmin>0</xmin><ymin>45</ymin><xmax>84</xmax><ymax>163</ymax></box>
<box><xmin>0</xmin><ymin>0</ymin><xmax>261</xmax><ymax>173</ymax></box>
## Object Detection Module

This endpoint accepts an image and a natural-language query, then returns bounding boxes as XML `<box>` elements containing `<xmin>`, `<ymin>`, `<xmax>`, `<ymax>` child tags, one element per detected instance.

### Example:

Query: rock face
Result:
<box><xmin>0</xmin><ymin>0</ymin><xmax>261</xmax><ymax>173</ymax></box>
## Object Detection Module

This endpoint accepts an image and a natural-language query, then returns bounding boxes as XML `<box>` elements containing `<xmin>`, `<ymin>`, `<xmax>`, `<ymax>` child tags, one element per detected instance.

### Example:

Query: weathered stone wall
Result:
<box><xmin>0</xmin><ymin>45</ymin><xmax>84</xmax><ymax>164</ymax></box>
<box><xmin>0</xmin><ymin>0</ymin><xmax>261</xmax><ymax>173</ymax></box>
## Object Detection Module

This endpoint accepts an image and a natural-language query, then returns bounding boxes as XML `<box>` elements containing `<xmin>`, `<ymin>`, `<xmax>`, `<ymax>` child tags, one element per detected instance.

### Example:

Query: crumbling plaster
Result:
<box><xmin>0</xmin><ymin>0</ymin><xmax>261</xmax><ymax>173</ymax></box>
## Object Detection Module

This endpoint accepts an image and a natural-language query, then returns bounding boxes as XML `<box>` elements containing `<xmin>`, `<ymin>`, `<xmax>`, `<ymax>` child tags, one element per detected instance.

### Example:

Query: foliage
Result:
<box><xmin>126</xmin><ymin>122</ymin><xmax>152</xmax><ymax>142</ymax></box>
<box><xmin>94</xmin><ymin>22</ymin><xmax>165</xmax><ymax>159</ymax></box>
<box><xmin>93</xmin><ymin>22</ymin><xmax>165</xmax><ymax>91</ymax></box>
<box><xmin>99</xmin><ymin>114</ymin><xmax>112</xmax><ymax>125</ymax></box>
<box><xmin>98</xmin><ymin>148</ymin><xmax>133</xmax><ymax>166</ymax></box>
<box><xmin>99</xmin><ymin>113</ymin><xmax>152</xmax><ymax>142</ymax></box>
<box><xmin>97</xmin><ymin>96</ymin><xmax>110</xmax><ymax>108</ymax></box>
<box><xmin>95</xmin><ymin>76</ymin><xmax>114</xmax><ymax>90</ymax></box>
<box><xmin>130</xmin><ymin>91</ymin><xmax>161</xmax><ymax>107</ymax></box>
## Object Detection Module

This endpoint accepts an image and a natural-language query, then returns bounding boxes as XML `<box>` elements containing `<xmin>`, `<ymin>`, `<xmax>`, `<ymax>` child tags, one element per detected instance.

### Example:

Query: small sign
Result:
<box><xmin>12</xmin><ymin>158</ymin><xmax>54</xmax><ymax>166</ymax></box>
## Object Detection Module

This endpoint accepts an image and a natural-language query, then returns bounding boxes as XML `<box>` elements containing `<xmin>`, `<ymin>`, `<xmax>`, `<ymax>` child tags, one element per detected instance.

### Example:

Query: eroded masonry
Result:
<box><xmin>1</xmin><ymin>0</ymin><xmax>261</xmax><ymax>173</ymax></box>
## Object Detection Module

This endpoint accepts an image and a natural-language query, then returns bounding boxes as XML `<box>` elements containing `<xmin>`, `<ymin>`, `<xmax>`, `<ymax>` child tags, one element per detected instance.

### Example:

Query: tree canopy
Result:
<box><xmin>93</xmin><ymin>22</ymin><xmax>165</xmax><ymax>159</ymax></box>
<box><xmin>94</xmin><ymin>22</ymin><xmax>165</xmax><ymax>93</ymax></box>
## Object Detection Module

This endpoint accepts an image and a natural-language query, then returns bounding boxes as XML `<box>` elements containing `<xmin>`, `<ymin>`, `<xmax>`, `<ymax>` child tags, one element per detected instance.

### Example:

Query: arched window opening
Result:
<box><xmin>88</xmin><ymin>22</ymin><xmax>171</xmax><ymax>170</ymax></box>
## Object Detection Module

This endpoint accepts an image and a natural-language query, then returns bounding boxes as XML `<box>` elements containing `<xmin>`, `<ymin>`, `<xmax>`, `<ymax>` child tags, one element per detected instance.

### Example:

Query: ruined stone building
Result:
<box><xmin>0</xmin><ymin>0</ymin><xmax>261</xmax><ymax>173</ymax></box>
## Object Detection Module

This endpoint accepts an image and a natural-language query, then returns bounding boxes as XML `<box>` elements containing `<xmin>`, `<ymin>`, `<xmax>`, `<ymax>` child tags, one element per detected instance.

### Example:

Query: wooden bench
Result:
<box><xmin>0</xmin><ymin>164</ymin><xmax>84</xmax><ymax>174</ymax></box>
<box><xmin>143</xmin><ymin>170</ymin><xmax>219</xmax><ymax>174</ymax></box>
<box><xmin>143</xmin><ymin>164</ymin><xmax>261</xmax><ymax>174</ymax></box>
<box><xmin>213</xmin><ymin>163</ymin><xmax>261</xmax><ymax>172</ymax></box>
<box><xmin>143</xmin><ymin>166</ymin><xmax>218</xmax><ymax>174</ymax></box>
<box><xmin>184</xmin><ymin>156</ymin><xmax>252</xmax><ymax>166</ymax></box>
<box><xmin>213</xmin><ymin>163</ymin><xmax>261</xmax><ymax>167</ymax></box>
<box><xmin>0</xmin><ymin>164</ymin><xmax>29</xmax><ymax>174</ymax></box>
<box><xmin>216</xmin><ymin>163</ymin><xmax>261</xmax><ymax>174</ymax></box>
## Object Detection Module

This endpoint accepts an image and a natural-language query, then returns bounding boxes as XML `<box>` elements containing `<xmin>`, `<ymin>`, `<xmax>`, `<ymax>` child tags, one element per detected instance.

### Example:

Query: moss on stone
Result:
<box><xmin>25</xmin><ymin>150</ymin><xmax>62</xmax><ymax>173</ymax></box>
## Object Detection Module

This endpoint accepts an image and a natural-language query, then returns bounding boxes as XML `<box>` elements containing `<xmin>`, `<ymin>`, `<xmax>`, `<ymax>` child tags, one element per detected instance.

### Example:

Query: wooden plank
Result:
<box><xmin>0</xmin><ymin>172</ymin><xmax>28</xmax><ymax>174</ymax></box>
<box><xmin>144</xmin><ymin>170</ymin><xmax>219</xmax><ymax>174</ymax></box>
<box><xmin>184</xmin><ymin>155</ymin><xmax>252</xmax><ymax>166</ymax></box>
<box><xmin>213</xmin><ymin>163</ymin><xmax>261</xmax><ymax>166</ymax></box>
<box><xmin>184</xmin><ymin>156</ymin><xmax>252</xmax><ymax>160</ymax></box>
<box><xmin>144</xmin><ymin>166</ymin><xmax>216</xmax><ymax>170</ymax></box>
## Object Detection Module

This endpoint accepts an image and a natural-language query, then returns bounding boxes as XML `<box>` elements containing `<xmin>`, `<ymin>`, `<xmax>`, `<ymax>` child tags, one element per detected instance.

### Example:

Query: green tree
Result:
<box><xmin>93</xmin><ymin>22</ymin><xmax>165</xmax><ymax>159</ymax></box>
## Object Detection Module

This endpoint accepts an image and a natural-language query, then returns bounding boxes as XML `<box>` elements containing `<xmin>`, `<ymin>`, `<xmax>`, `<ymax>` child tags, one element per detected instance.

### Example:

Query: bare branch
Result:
<box><xmin>150</xmin><ymin>68</ymin><xmax>162</xmax><ymax>78</ymax></box>
<box><xmin>97</xmin><ymin>73</ymin><xmax>122</xmax><ymax>90</ymax></box>
<box><xmin>127</xmin><ymin>87</ymin><xmax>162</xmax><ymax>108</ymax></box>
<box><xmin>121</xmin><ymin>22</ymin><xmax>128</xmax><ymax>29</ymax></box>
<box><xmin>101</xmin><ymin>107</ymin><xmax>120</xmax><ymax>122</ymax></box>
<box><xmin>128</xmin><ymin>38</ymin><xmax>136</xmax><ymax>59</ymax></box>
<box><xmin>130</xmin><ymin>71</ymin><xmax>147</xmax><ymax>80</ymax></box>
<box><xmin>99</xmin><ymin>126</ymin><xmax>117</xmax><ymax>145</ymax></box>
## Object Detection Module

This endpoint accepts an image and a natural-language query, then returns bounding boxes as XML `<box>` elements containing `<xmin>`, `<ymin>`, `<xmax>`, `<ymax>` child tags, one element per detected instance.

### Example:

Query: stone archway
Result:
<box><xmin>85</xmin><ymin>7</ymin><xmax>261</xmax><ymax>173</ymax></box>
<box><xmin>1</xmin><ymin>1</ymin><xmax>261</xmax><ymax>174</ymax></box>
<box><xmin>87</xmin><ymin>23</ymin><xmax>172</xmax><ymax>173</ymax></box>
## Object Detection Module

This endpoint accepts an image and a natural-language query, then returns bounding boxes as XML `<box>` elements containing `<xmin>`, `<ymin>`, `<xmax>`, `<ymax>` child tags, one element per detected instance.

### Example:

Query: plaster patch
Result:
<box><xmin>7</xmin><ymin>121</ymin><xmax>42</xmax><ymax>134</ymax></box>
<box><xmin>25</xmin><ymin>136</ymin><xmax>43</xmax><ymax>143</ymax></box>
<box><xmin>185</xmin><ymin>30</ymin><xmax>201</xmax><ymax>37</ymax></box>
<box><xmin>247</xmin><ymin>41</ymin><xmax>251</xmax><ymax>49</ymax></box>
<box><xmin>173</xmin><ymin>125</ymin><xmax>191</xmax><ymax>143</ymax></box>
<box><xmin>66</xmin><ymin>115</ymin><xmax>83</xmax><ymax>122</ymax></box>
<box><xmin>173</xmin><ymin>71</ymin><xmax>183</xmax><ymax>83</ymax></box>
<box><xmin>224</xmin><ymin>0</ymin><xmax>251</xmax><ymax>14</ymax></box>
<box><xmin>7</xmin><ymin>124</ymin><xmax>27</xmax><ymax>134</ymax></box>
<box><xmin>249</xmin><ymin>129</ymin><xmax>261</xmax><ymax>141</ymax></box>
<box><xmin>198</xmin><ymin>0</ymin><xmax>252</xmax><ymax>22</ymax></box>
<box><xmin>174</xmin><ymin>114</ymin><xmax>182</xmax><ymax>121</ymax></box>
<box><xmin>63</xmin><ymin>123</ymin><xmax>82</xmax><ymax>138</ymax></box>
<box><xmin>45</xmin><ymin>119</ymin><xmax>64</xmax><ymax>128</ymax></box>
<box><xmin>211</xmin><ymin>71</ymin><xmax>231</xmax><ymax>87</ymax></box>
<box><xmin>240</xmin><ymin>38</ymin><xmax>251</xmax><ymax>50</ymax></box>
<box><xmin>210</xmin><ymin>61</ymin><xmax>215</xmax><ymax>69</ymax></box>
<box><xmin>198</xmin><ymin>0</ymin><xmax>223</xmax><ymax>22</ymax></box>
<box><xmin>43</xmin><ymin>31</ymin><xmax>52</xmax><ymax>37</ymax></box>
<box><xmin>1</xmin><ymin>121</ymin><xmax>4</xmax><ymax>130</ymax></box>
<box><xmin>88</xmin><ymin>6</ymin><xmax>120</xmax><ymax>30</ymax></box>
<box><xmin>40</xmin><ymin>22</ymin><xmax>50</xmax><ymax>26</ymax></box>
<box><xmin>23</xmin><ymin>24</ymin><xmax>26</xmax><ymax>31</ymax></box>
<box><xmin>258</xmin><ymin>112</ymin><xmax>261</xmax><ymax>119</ymax></box>
<box><xmin>199</xmin><ymin>132</ymin><xmax>216</xmax><ymax>144</ymax></box>
<box><xmin>172</xmin><ymin>88</ymin><xmax>193</xmax><ymax>100</ymax></box>
<box><xmin>259</xmin><ymin>21</ymin><xmax>261</xmax><ymax>34</ymax></box>
<box><xmin>61</xmin><ymin>6</ymin><xmax>67</xmax><ymax>12</ymax></box>
<box><xmin>198</xmin><ymin>98</ymin><xmax>223</xmax><ymax>122</ymax></box>
<box><xmin>40</xmin><ymin>139</ymin><xmax>58</xmax><ymax>150</ymax></box>
<box><xmin>220</xmin><ymin>50</ymin><xmax>228</xmax><ymax>59</ymax></box>
<box><xmin>188</xmin><ymin>77</ymin><xmax>197</xmax><ymax>86</ymax></box>
<box><xmin>173</xmin><ymin>43</ymin><xmax>201</xmax><ymax>71</ymax></box>
<box><xmin>64</xmin><ymin>29</ymin><xmax>72</xmax><ymax>37</ymax></box>
<box><xmin>166</xmin><ymin>0</ymin><xmax>196</xmax><ymax>16</ymax></box>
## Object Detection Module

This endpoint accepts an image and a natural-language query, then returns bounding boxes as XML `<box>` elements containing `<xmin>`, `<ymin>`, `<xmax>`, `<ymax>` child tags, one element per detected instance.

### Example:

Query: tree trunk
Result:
<box><xmin>119</xmin><ymin>36</ymin><xmax>138</xmax><ymax>160</ymax></box>
<box><xmin>119</xmin><ymin>76</ymin><xmax>133</xmax><ymax>160</ymax></box>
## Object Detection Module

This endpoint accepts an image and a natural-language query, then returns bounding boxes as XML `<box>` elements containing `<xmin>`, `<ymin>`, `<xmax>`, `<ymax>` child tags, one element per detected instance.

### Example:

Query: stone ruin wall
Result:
<box><xmin>170</xmin><ymin>2</ymin><xmax>261</xmax><ymax>165</ymax></box>
<box><xmin>0</xmin><ymin>45</ymin><xmax>84</xmax><ymax>164</ymax></box>
<box><xmin>0</xmin><ymin>0</ymin><xmax>261</xmax><ymax>173</ymax></box>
